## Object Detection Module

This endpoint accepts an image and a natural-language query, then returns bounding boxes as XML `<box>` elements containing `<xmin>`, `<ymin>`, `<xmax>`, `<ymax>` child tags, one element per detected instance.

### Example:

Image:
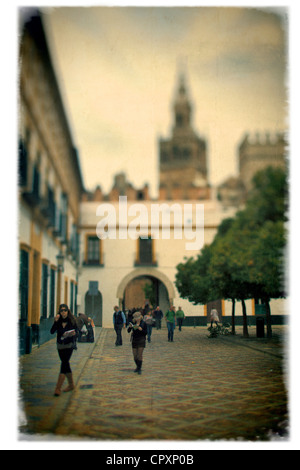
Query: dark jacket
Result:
<box><xmin>50</xmin><ymin>317</ymin><xmax>78</xmax><ymax>347</ymax></box>
<box><xmin>113</xmin><ymin>310</ymin><xmax>126</xmax><ymax>326</ymax></box>
<box><xmin>154</xmin><ymin>309</ymin><xmax>163</xmax><ymax>320</ymax></box>
<box><xmin>127</xmin><ymin>320</ymin><xmax>147</xmax><ymax>340</ymax></box>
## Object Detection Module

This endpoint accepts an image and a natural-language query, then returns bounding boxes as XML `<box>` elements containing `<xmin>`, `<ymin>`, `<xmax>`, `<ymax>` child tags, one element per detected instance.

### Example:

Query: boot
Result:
<box><xmin>136</xmin><ymin>360</ymin><xmax>142</xmax><ymax>375</ymax></box>
<box><xmin>54</xmin><ymin>374</ymin><xmax>65</xmax><ymax>397</ymax></box>
<box><xmin>134</xmin><ymin>359</ymin><xmax>139</xmax><ymax>373</ymax></box>
<box><xmin>63</xmin><ymin>373</ymin><xmax>75</xmax><ymax>392</ymax></box>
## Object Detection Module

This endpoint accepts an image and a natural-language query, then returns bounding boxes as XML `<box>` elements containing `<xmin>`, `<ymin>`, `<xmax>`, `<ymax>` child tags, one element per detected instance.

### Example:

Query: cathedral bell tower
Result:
<box><xmin>159</xmin><ymin>74</ymin><xmax>210</xmax><ymax>200</ymax></box>
<box><xmin>174</xmin><ymin>75</ymin><xmax>192</xmax><ymax>129</ymax></box>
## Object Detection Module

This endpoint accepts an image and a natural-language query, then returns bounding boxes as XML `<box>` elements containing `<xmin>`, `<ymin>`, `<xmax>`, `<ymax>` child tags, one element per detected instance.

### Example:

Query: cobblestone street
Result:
<box><xmin>19</xmin><ymin>325</ymin><xmax>289</xmax><ymax>442</ymax></box>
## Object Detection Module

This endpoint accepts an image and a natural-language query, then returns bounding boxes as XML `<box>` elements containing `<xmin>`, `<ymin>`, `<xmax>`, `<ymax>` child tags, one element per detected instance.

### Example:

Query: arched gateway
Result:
<box><xmin>116</xmin><ymin>268</ymin><xmax>176</xmax><ymax>310</ymax></box>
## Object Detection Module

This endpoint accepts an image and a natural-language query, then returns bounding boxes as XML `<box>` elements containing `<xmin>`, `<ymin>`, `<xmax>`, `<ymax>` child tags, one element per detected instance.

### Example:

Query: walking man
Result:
<box><xmin>176</xmin><ymin>306</ymin><xmax>185</xmax><ymax>331</ymax></box>
<box><xmin>165</xmin><ymin>306</ymin><xmax>176</xmax><ymax>342</ymax></box>
<box><xmin>154</xmin><ymin>306</ymin><xmax>163</xmax><ymax>330</ymax></box>
<box><xmin>113</xmin><ymin>305</ymin><xmax>126</xmax><ymax>346</ymax></box>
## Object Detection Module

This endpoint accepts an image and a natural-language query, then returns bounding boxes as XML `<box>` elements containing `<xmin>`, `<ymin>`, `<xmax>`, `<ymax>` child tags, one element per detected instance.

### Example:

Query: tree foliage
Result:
<box><xmin>175</xmin><ymin>166</ymin><xmax>288</xmax><ymax>337</ymax></box>
<box><xmin>143</xmin><ymin>282</ymin><xmax>156</xmax><ymax>307</ymax></box>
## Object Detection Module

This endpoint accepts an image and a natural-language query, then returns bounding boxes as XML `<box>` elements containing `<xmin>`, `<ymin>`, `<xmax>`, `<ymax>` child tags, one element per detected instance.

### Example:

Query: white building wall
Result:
<box><xmin>19</xmin><ymin>204</ymin><xmax>31</xmax><ymax>246</ymax></box>
<box><xmin>270</xmin><ymin>298</ymin><xmax>288</xmax><ymax>316</ymax></box>
<box><xmin>78</xmin><ymin>198</ymin><xmax>238</xmax><ymax>327</ymax></box>
<box><xmin>223</xmin><ymin>298</ymin><xmax>288</xmax><ymax>318</ymax></box>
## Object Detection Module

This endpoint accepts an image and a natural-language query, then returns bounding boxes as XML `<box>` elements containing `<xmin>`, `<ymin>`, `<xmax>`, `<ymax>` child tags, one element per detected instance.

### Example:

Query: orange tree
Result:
<box><xmin>175</xmin><ymin>218</ymin><xmax>241</xmax><ymax>333</ymax></box>
<box><xmin>175</xmin><ymin>166</ymin><xmax>287</xmax><ymax>338</ymax></box>
<box><xmin>209</xmin><ymin>167</ymin><xmax>287</xmax><ymax>338</ymax></box>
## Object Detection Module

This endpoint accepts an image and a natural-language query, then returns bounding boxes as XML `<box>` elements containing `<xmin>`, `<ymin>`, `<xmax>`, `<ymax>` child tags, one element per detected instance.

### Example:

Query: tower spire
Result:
<box><xmin>159</xmin><ymin>70</ymin><xmax>209</xmax><ymax>200</ymax></box>
<box><xmin>173</xmin><ymin>71</ymin><xmax>192</xmax><ymax>129</ymax></box>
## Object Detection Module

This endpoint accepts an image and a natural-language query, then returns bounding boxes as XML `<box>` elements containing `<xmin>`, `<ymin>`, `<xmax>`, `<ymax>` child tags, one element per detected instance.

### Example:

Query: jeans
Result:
<box><xmin>177</xmin><ymin>318</ymin><xmax>183</xmax><ymax>331</ymax></box>
<box><xmin>147</xmin><ymin>324</ymin><xmax>153</xmax><ymax>342</ymax></box>
<box><xmin>167</xmin><ymin>322</ymin><xmax>175</xmax><ymax>341</ymax></box>
<box><xmin>114</xmin><ymin>324</ymin><xmax>123</xmax><ymax>345</ymax></box>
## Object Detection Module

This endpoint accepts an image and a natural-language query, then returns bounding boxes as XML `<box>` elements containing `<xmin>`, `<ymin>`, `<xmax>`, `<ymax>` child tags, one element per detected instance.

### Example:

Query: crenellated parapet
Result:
<box><xmin>239</xmin><ymin>131</ymin><xmax>287</xmax><ymax>192</ymax></box>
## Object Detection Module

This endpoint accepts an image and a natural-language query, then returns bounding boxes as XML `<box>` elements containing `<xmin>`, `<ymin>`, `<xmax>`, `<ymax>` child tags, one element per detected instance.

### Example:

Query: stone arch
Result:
<box><xmin>116</xmin><ymin>267</ymin><xmax>176</xmax><ymax>306</ymax></box>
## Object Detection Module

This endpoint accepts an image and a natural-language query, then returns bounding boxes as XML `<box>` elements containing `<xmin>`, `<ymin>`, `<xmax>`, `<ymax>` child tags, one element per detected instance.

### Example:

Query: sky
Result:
<box><xmin>31</xmin><ymin>3</ymin><xmax>289</xmax><ymax>198</ymax></box>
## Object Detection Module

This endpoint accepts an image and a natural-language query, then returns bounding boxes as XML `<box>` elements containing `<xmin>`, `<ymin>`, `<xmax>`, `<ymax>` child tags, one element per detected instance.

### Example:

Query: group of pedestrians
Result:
<box><xmin>113</xmin><ymin>305</ymin><xmax>164</xmax><ymax>346</ymax></box>
<box><xmin>50</xmin><ymin>302</ymin><xmax>219</xmax><ymax>395</ymax></box>
<box><xmin>112</xmin><ymin>304</ymin><xmax>186</xmax><ymax>375</ymax></box>
<box><xmin>113</xmin><ymin>304</ymin><xmax>186</xmax><ymax>345</ymax></box>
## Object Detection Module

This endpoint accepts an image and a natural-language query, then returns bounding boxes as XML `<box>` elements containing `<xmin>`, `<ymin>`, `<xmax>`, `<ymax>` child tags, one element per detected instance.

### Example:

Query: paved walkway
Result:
<box><xmin>19</xmin><ymin>325</ymin><xmax>289</xmax><ymax>442</ymax></box>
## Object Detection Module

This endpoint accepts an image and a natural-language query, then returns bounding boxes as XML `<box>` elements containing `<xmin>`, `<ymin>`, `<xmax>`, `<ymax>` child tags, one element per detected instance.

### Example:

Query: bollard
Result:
<box><xmin>26</xmin><ymin>326</ymin><xmax>32</xmax><ymax>354</ymax></box>
<box><xmin>256</xmin><ymin>317</ymin><xmax>265</xmax><ymax>338</ymax></box>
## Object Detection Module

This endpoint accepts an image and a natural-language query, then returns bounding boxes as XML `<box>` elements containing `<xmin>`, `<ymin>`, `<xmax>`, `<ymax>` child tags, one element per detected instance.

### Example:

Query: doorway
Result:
<box><xmin>84</xmin><ymin>290</ymin><xmax>103</xmax><ymax>327</ymax></box>
<box><xmin>123</xmin><ymin>275</ymin><xmax>169</xmax><ymax>313</ymax></box>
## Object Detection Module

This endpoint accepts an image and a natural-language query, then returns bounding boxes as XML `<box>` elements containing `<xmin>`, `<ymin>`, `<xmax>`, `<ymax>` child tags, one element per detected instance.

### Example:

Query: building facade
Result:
<box><xmin>18</xmin><ymin>11</ymin><xmax>84</xmax><ymax>353</ymax></box>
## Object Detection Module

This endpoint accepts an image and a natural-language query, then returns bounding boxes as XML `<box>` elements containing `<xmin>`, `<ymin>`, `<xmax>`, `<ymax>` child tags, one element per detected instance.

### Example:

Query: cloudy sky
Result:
<box><xmin>34</xmin><ymin>4</ymin><xmax>289</xmax><ymax>197</ymax></box>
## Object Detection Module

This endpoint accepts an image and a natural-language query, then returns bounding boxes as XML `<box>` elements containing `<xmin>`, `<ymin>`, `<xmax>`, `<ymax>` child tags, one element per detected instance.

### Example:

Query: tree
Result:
<box><xmin>175</xmin><ymin>245</ymin><xmax>216</xmax><ymax>305</ymax></box>
<box><xmin>175</xmin><ymin>219</ymin><xmax>238</xmax><ymax>330</ymax></box>
<box><xmin>247</xmin><ymin>166</ymin><xmax>288</xmax><ymax>225</ymax></box>
<box><xmin>210</xmin><ymin>167</ymin><xmax>287</xmax><ymax>338</ymax></box>
<box><xmin>175</xmin><ymin>166</ymin><xmax>288</xmax><ymax>338</ymax></box>
<box><xmin>245</xmin><ymin>219</ymin><xmax>286</xmax><ymax>337</ymax></box>
<box><xmin>143</xmin><ymin>282</ymin><xmax>156</xmax><ymax>308</ymax></box>
<box><xmin>208</xmin><ymin>223</ymin><xmax>258</xmax><ymax>338</ymax></box>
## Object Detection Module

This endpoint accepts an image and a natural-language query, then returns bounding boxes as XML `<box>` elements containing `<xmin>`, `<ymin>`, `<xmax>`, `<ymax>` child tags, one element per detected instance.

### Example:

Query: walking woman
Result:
<box><xmin>50</xmin><ymin>304</ymin><xmax>78</xmax><ymax>396</ymax></box>
<box><xmin>127</xmin><ymin>311</ymin><xmax>147</xmax><ymax>375</ymax></box>
<box><xmin>144</xmin><ymin>308</ymin><xmax>155</xmax><ymax>343</ymax></box>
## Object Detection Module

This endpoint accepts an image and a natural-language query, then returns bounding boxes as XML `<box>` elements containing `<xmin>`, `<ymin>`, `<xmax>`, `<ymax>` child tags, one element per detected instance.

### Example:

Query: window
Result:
<box><xmin>60</xmin><ymin>193</ymin><xmax>68</xmax><ymax>243</ymax></box>
<box><xmin>32</xmin><ymin>164</ymin><xmax>40</xmax><ymax>199</ymax></box>
<box><xmin>135</xmin><ymin>237</ymin><xmax>157</xmax><ymax>266</ymax></box>
<box><xmin>18</xmin><ymin>138</ymin><xmax>28</xmax><ymax>187</ymax></box>
<box><xmin>23</xmin><ymin>162</ymin><xmax>41</xmax><ymax>205</ymax></box>
<box><xmin>173</xmin><ymin>146</ymin><xmax>180</xmax><ymax>159</ymax></box>
<box><xmin>176</xmin><ymin>113</ymin><xmax>183</xmax><ymax>127</ymax></box>
<box><xmin>161</xmin><ymin>151</ymin><xmax>169</xmax><ymax>162</ymax></box>
<box><xmin>85</xmin><ymin>235</ymin><xmax>102</xmax><ymax>265</ymax></box>
<box><xmin>183</xmin><ymin>147</ymin><xmax>191</xmax><ymax>159</ymax></box>
<box><xmin>70</xmin><ymin>281</ymin><xmax>74</xmax><ymax>313</ymax></box>
<box><xmin>69</xmin><ymin>224</ymin><xmax>80</xmax><ymax>262</ymax></box>
<box><xmin>19</xmin><ymin>129</ymin><xmax>30</xmax><ymax>188</ymax></box>
<box><xmin>48</xmin><ymin>187</ymin><xmax>56</xmax><ymax>226</ymax></box>
<box><xmin>69</xmin><ymin>280</ymin><xmax>78</xmax><ymax>314</ymax></box>
<box><xmin>49</xmin><ymin>267</ymin><xmax>56</xmax><ymax>318</ymax></box>
<box><xmin>53</xmin><ymin>193</ymin><xmax>68</xmax><ymax>241</ymax></box>
<box><xmin>41</xmin><ymin>185</ymin><xmax>56</xmax><ymax>224</ymax></box>
<box><xmin>19</xmin><ymin>249</ymin><xmax>29</xmax><ymax>321</ymax></box>
<box><xmin>40</xmin><ymin>263</ymin><xmax>48</xmax><ymax>319</ymax></box>
<box><xmin>74</xmin><ymin>283</ymin><xmax>78</xmax><ymax>316</ymax></box>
